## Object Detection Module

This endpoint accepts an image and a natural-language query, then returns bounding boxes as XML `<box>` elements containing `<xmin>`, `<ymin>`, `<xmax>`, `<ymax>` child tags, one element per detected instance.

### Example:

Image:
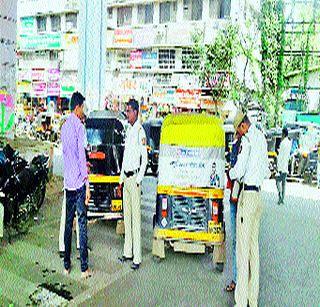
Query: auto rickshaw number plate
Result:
<box><xmin>208</xmin><ymin>221</ymin><xmax>222</xmax><ymax>234</ymax></box>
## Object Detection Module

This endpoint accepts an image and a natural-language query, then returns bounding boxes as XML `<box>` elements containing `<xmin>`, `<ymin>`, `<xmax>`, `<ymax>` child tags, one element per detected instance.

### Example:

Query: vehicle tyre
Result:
<box><xmin>151</xmin><ymin>165</ymin><xmax>158</xmax><ymax>176</ymax></box>
<box><xmin>33</xmin><ymin>183</ymin><xmax>46</xmax><ymax>210</ymax></box>
<box><xmin>152</xmin><ymin>214</ymin><xmax>156</xmax><ymax>229</ymax></box>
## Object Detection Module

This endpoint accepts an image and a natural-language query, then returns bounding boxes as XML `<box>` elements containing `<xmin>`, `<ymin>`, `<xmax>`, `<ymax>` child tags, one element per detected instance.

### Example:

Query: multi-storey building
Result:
<box><xmin>105</xmin><ymin>0</ymin><xmax>232</xmax><ymax>111</ymax></box>
<box><xmin>17</xmin><ymin>0</ymin><xmax>79</xmax><ymax>111</ymax></box>
<box><xmin>17</xmin><ymin>0</ymin><xmax>259</xmax><ymax>114</ymax></box>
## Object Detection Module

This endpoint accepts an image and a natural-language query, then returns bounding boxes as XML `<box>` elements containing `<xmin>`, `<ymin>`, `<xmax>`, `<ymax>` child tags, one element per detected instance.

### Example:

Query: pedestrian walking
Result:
<box><xmin>61</xmin><ymin>91</ymin><xmax>91</xmax><ymax>279</ymax></box>
<box><xmin>276</xmin><ymin>127</ymin><xmax>292</xmax><ymax>205</ymax></box>
<box><xmin>117</xmin><ymin>99</ymin><xmax>148</xmax><ymax>270</ymax></box>
<box><xmin>229</xmin><ymin>110</ymin><xmax>270</xmax><ymax>307</ymax></box>
<box><xmin>225</xmin><ymin>132</ymin><xmax>242</xmax><ymax>293</ymax></box>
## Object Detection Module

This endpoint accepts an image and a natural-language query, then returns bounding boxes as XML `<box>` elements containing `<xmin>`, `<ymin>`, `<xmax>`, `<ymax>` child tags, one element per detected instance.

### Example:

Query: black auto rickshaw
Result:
<box><xmin>86</xmin><ymin>110</ymin><xmax>126</xmax><ymax>224</ymax></box>
<box><xmin>142</xmin><ymin>118</ymin><xmax>163</xmax><ymax>176</ymax></box>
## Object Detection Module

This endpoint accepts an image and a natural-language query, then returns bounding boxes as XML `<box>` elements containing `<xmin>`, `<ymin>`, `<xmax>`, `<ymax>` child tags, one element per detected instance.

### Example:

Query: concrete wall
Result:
<box><xmin>0</xmin><ymin>0</ymin><xmax>17</xmax><ymax>94</ymax></box>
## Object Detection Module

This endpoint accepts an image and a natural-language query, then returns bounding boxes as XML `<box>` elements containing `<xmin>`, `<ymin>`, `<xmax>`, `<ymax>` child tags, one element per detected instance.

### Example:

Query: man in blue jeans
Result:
<box><xmin>226</xmin><ymin>132</ymin><xmax>242</xmax><ymax>292</ymax></box>
<box><xmin>61</xmin><ymin>91</ymin><xmax>91</xmax><ymax>279</ymax></box>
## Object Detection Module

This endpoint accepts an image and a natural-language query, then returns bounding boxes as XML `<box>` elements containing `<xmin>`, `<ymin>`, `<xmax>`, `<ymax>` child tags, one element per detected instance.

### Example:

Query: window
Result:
<box><xmin>182</xmin><ymin>48</ymin><xmax>199</xmax><ymax>69</ymax></box>
<box><xmin>66</xmin><ymin>13</ymin><xmax>77</xmax><ymax>31</ymax></box>
<box><xmin>36</xmin><ymin>16</ymin><xmax>46</xmax><ymax>32</ymax></box>
<box><xmin>158</xmin><ymin>49</ymin><xmax>175</xmax><ymax>69</ymax></box>
<box><xmin>154</xmin><ymin>74</ymin><xmax>172</xmax><ymax>85</ymax></box>
<box><xmin>116</xmin><ymin>50</ymin><xmax>130</xmax><ymax>69</ymax></box>
<box><xmin>160</xmin><ymin>1</ymin><xmax>177</xmax><ymax>24</ymax></box>
<box><xmin>107</xmin><ymin>8</ymin><xmax>113</xmax><ymax>19</ymax></box>
<box><xmin>50</xmin><ymin>15</ymin><xmax>61</xmax><ymax>32</ymax></box>
<box><xmin>138</xmin><ymin>3</ymin><xmax>154</xmax><ymax>24</ymax></box>
<box><xmin>117</xmin><ymin>6</ymin><xmax>132</xmax><ymax>27</ymax></box>
<box><xmin>49</xmin><ymin>50</ymin><xmax>59</xmax><ymax>61</ymax></box>
<box><xmin>209</xmin><ymin>0</ymin><xmax>231</xmax><ymax>19</ymax></box>
<box><xmin>183</xmin><ymin>0</ymin><xmax>203</xmax><ymax>21</ymax></box>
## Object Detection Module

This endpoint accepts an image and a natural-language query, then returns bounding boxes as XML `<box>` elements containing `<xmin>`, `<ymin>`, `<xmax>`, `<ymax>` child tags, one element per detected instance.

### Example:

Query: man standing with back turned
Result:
<box><xmin>117</xmin><ymin>99</ymin><xmax>148</xmax><ymax>270</ymax></box>
<box><xmin>61</xmin><ymin>91</ymin><xmax>91</xmax><ymax>278</ymax></box>
<box><xmin>229</xmin><ymin>110</ymin><xmax>270</xmax><ymax>307</ymax></box>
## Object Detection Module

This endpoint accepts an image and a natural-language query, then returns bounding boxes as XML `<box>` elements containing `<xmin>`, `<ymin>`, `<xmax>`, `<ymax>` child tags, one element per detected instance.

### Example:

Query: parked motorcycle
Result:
<box><xmin>0</xmin><ymin>144</ymin><xmax>49</xmax><ymax>237</ymax></box>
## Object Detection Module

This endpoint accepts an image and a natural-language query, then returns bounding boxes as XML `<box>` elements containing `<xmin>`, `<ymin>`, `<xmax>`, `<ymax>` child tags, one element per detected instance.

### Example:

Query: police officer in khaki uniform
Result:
<box><xmin>229</xmin><ymin>110</ymin><xmax>270</xmax><ymax>307</ymax></box>
<box><xmin>117</xmin><ymin>99</ymin><xmax>148</xmax><ymax>270</ymax></box>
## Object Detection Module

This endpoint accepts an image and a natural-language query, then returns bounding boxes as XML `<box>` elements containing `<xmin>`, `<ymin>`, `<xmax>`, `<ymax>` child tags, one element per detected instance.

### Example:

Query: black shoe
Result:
<box><xmin>131</xmin><ymin>263</ymin><xmax>140</xmax><ymax>270</ymax></box>
<box><xmin>118</xmin><ymin>255</ymin><xmax>133</xmax><ymax>263</ymax></box>
<box><xmin>59</xmin><ymin>251</ymin><xmax>65</xmax><ymax>258</ymax></box>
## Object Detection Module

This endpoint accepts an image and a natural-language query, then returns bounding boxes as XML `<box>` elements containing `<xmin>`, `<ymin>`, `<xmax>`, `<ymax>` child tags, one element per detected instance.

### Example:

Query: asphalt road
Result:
<box><xmin>0</xmin><ymin>176</ymin><xmax>319</xmax><ymax>306</ymax></box>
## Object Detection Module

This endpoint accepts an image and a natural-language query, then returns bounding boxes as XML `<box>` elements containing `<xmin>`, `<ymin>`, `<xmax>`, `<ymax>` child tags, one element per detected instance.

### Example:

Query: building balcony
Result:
<box><xmin>106</xmin><ymin>19</ymin><xmax>228</xmax><ymax>49</ymax></box>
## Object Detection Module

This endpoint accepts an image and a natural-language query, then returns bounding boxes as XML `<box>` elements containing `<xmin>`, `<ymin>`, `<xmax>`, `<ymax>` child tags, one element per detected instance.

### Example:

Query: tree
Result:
<box><xmin>187</xmin><ymin>23</ymin><xmax>241</xmax><ymax>115</ymax></box>
<box><xmin>260</xmin><ymin>0</ymin><xmax>286</xmax><ymax>127</ymax></box>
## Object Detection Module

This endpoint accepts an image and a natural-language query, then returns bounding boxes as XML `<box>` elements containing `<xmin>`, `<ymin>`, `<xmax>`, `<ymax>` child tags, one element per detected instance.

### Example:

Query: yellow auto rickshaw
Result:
<box><xmin>152</xmin><ymin>113</ymin><xmax>226</xmax><ymax>270</ymax></box>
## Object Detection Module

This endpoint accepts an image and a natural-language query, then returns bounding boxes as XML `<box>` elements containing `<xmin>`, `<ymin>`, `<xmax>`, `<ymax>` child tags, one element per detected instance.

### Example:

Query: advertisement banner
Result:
<box><xmin>18</xmin><ymin>70</ymin><xmax>31</xmax><ymax>81</ymax></box>
<box><xmin>47</xmin><ymin>82</ymin><xmax>60</xmax><ymax>96</ymax></box>
<box><xmin>158</xmin><ymin>145</ymin><xmax>225</xmax><ymax>188</ymax></box>
<box><xmin>32</xmin><ymin>82</ymin><xmax>47</xmax><ymax>97</ymax></box>
<box><xmin>18</xmin><ymin>33</ymin><xmax>62</xmax><ymax>50</ymax></box>
<box><xmin>0</xmin><ymin>90</ymin><xmax>15</xmax><ymax>137</ymax></box>
<box><xmin>113</xmin><ymin>29</ymin><xmax>133</xmax><ymax>45</ymax></box>
<box><xmin>47</xmin><ymin>68</ymin><xmax>60</xmax><ymax>82</ymax></box>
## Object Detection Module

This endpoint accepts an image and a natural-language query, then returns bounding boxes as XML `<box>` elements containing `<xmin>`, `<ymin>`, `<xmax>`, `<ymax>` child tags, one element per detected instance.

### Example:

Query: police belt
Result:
<box><xmin>243</xmin><ymin>184</ymin><xmax>260</xmax><ymax>192</ymax></box>
<box><xmin>124</xmin><ymin>169</ymin><xmax>139</xmax><ymax>178</ymax></box>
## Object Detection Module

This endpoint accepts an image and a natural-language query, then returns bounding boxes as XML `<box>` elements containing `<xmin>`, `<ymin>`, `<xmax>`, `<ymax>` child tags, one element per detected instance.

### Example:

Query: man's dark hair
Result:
<box><xmin>70</xmin><ymin>91</ymin><xmax>85</xmax><ymax>111</ymax></box>
<box><xmin>282</xmin><ymin>127</ymin><xmax>288</xmax><ymax>137</ymax></box>
<box><xmin>127</xmin><ymin>98</ymin><xmax>139</xmax><ymax>113</ymax></box>
<box><xmin>242</xmin><ymin>115</ymin><xmax>251</xmax><ymax>125</ymax></box>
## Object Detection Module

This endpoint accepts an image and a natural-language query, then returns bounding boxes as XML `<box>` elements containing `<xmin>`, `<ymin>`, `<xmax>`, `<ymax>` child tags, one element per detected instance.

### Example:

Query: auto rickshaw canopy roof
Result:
<box><xmin>160</xmin><ymin>113</ymin><xmax>225</xmax><ymax>148</ymax></box>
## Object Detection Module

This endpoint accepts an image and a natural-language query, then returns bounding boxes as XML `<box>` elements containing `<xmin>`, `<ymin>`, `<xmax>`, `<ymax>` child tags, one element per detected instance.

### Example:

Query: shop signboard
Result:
<box><xmin>47</xmin><ymin>68</ymin><xmax>60</xmax><ymax>82</ymax></box>
<box><xmin>113</xmin><ymin>28</ymin><xmax>133</xmax><ymax>46</ymax></box>
<box><xmin>31</xmin><ymin>69</ymin><xmax>46</xmax><ymax>82</ymax></box>
<box><xmin>47</xmin><ymin>82</ymin><xmax>60</xmax><ymax>96</ymax></box>
<box><xmin>142</xmin><ymin>52</ymin><xmax>157</xmax><ymax>69</ymax></box>
<box><xmin>152</xmin><ymin>87</ymin><xmax>177</xmax><ymax>105</ymax></box>
<box><xmin>17</xmin><ymin>81</ymin><xmax>32</xmax><ymax>93</ymax></box>
<box><xmin>18</xmin><ymin>33</ymin><xmax>62</xmax><ymax>51</ymax></box>
<box><xmin>130</xmin><ymin>50</ymin><xmax>142</xmax><ymax>69</ymax></box>
<box><xmin>20</xmin><ymin>17</ymin><xmax>35</xmax><ymax>35</ymax></box>
<box><xmin>32</xmin><ymin>82</ymin><xmax>47</xmax><ymax>97</ymax></box>
<box><xmin>176</xmin><ymin>88</ymin><xmax>201</xmax><ymax>108</ymax></box>
<box><xmin>61</xmin><ymin>85</ymin><xmax>75</xmax><ymax>98</ymax></box>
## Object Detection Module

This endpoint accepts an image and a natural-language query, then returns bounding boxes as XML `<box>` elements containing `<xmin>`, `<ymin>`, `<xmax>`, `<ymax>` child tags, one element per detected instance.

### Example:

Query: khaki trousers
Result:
<box><xmin>123</xmin><ymin>174</ymin><xmax>142</xmax><ymax>264</ymax></box>
<box><xmin>59</xmin><ymin>190</ymin><xmax>80</xmax><ymax>251</ymax></box>
<box><xmin>0</xmin><ymin>202</ymin><xmax>3</xmax><ymax>238</ymax></box>
<box><xmin>235</xmin><ymin>190</ymin><xmax>263</xmax><ymax>307</ymax></box>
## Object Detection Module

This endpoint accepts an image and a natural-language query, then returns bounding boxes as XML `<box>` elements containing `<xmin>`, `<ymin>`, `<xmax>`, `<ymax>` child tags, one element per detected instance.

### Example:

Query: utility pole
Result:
<box><xmin>78</xmin><ymin>0</ymin><xmax>107</xmax><ymax>111</ymax></box>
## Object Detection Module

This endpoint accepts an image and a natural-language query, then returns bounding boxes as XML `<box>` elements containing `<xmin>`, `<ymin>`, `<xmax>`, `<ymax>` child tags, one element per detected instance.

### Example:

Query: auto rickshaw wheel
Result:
<box><xmin>152</xmin><ymin>255</ymin><xmax>162</xmax><ymax>263</ymax></box>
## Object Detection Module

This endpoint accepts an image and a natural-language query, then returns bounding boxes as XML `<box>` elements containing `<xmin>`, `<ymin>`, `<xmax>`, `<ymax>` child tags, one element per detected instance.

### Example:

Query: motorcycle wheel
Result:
<box><xmin>33</xmin><ymin>183</ymin><xmax>46</xmax><ymax>210</ymax></box>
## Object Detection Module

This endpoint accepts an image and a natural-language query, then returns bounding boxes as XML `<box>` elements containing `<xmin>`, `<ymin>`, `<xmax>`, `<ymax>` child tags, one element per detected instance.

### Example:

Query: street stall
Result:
<box><xmin>152</xmin><ymin>113</ymin><xmax>226</xmax><ymax>270</ymax></box>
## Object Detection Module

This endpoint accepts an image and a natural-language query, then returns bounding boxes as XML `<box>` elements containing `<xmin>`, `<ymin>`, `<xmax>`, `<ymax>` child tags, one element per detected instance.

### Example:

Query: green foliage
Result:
<box><xmin>0</xmin><ymin>103</ymin><xmax>15</xmax><ymax>136</ymax></box>
<box><xmin>188</xmin><ymin>23</ymin><xmax>241</xmax><ymax>112</ymax></box>
<box><xmin>260</xmin><ymin>0</ymin><xmax>286</xmax><ymax>127</ymax></box>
